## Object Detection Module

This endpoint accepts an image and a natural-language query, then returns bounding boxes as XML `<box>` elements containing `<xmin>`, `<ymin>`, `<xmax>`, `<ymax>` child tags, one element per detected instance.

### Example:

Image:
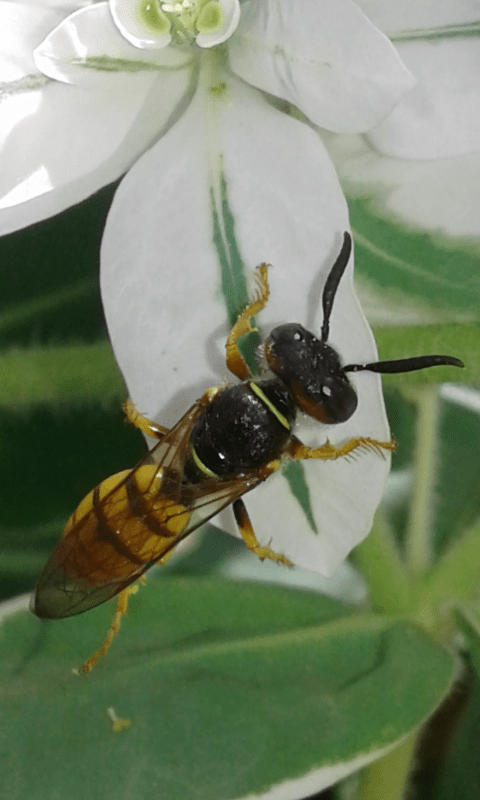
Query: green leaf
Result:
<box><xmin>0</xmin><ymin>342</ymin><xmax>124</xmax><ymax>407</ymax></box>
<box><xmin>0</xmin><ymin>182</ymin><xmax>116</xmax><ymax>348</ymax></box>
<box><xmin>422</xmin><ymin>664</ymin><xmax>480</xmax><ymax>800</ymax></box>
<box><xmin>0</xmin><ymin>402</ymin><xmax>145</xmax><ymax>600</ymax></box>
<box><xmin>0</xmin><ymin>187</ymin><xmax>124</xmax><ymax>600</ymax></box>
<box><xmin>372</xmin><ymin>323</ymin><xmax>478</xmax><ymax>386</ymax></box>
<box><xmin>350</xmin><ymin>199</ymin><xmax>480</xmax><ymax>322</ymax></box>
<box><xmin>1</xmin><ymin>578</ymin><xmax>456</xmax><ymax>800</ymax></box>
<box><xmin>351</xmin><ymin>513</ymin><xmax>411</xmax><ymax>615</ymax></box>
<box><xmin>349</xmin><ymin>177</ymin><xmax>480</xmax><ymax>386</ymax></box>
<box><xmin>434</xmin><ymin>394</ymin><xmax>480</xmax><ymax>552</ymax></box>
<box><xmin>418</xmin><ymin>521</ymin><xmax>480</xmax><ymax>611</ymax></box>
<box><xmin>0</xmin><ymin>276</ymin><xmax>96</xmax><ymax>337</ymax></box>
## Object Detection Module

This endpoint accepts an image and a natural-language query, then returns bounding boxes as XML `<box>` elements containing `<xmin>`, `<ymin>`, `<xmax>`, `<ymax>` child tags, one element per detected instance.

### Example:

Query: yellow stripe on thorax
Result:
<box><xmin>191</xmin><ymin>446</ymin><xmax>218</xmax><ymax>478</ymax></box>
<box><xmin>249</xmin><ymin>382</ymin><xmax>290</xmax><ymax>430</ymax></box>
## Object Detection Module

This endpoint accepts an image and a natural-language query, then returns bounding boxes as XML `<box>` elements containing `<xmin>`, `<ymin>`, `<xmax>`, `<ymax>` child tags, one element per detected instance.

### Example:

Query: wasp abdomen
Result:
<box><xmin>59</xmin><ymin>467</ymin><xmax>190</xmax><ymax>582</ymax></box>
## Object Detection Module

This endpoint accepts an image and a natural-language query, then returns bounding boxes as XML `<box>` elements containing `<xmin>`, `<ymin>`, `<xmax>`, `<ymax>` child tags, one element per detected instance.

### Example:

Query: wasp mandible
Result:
<box><xmin>31</xmin><ymin>232</ymin><xmax>463</xmax><ymax>671</ymax></box>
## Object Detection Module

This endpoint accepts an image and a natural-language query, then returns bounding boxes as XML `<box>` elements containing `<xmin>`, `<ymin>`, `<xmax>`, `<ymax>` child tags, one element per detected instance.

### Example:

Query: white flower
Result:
<box><xmin>0</xmin><ymin>0</ymin><xmax>417</xmax><ymax>574</ymax></box>
<box><xmin>0</xmin><ymin>0</ymin><xmax>415</xmax><ymax>233</ymax></box>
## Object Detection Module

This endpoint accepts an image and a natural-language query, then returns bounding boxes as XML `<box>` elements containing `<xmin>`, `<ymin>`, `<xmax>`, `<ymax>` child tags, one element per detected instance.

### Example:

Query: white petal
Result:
<box><xmin>196</xmin><ymin>0</ymin><xmax>240</xmax><ymax>48</ymax></box>
<box><xmin>34</xmin><ymin>3</ymin><xmax>192</xmax><ymax>86</ymax></box>
<box><xmin>0</xmin><ymin>65</ymin><xmax>193</xmax><ymax>234</ymax></box>
<box><xmin>0</xmin><ymin>0</ymin><xmax>66</xmax><ymax>80</ymax></box>
<box><xmin>228</xmin><ymin>0</ymin><xmax>415</xmax><ymax>134</ymax></box>
<box><xmin>15</xmin><ymin>0</ymin><xmax>95</xmax><ymax>9</ymax></box>
<box><xmin>366</xmin><ymin>38</ymin><xmax>480</xmax><ymax>159</ymax></box>
<box><xmin>324</xmin><ymin>131</ymin><xmax>480</xmax><ymax>240</ymax></box>
<box><xmin>111</xmin><ymin>0</ymin><xmax>171</xmax><ymax>50</ymax></box>
<box><xmin>101</xmin><ymin>70</ymin><xmax>390</xmax><ymax>576</ymax></box>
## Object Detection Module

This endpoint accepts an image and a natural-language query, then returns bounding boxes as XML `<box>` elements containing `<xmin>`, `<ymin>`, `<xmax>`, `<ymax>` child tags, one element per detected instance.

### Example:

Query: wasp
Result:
<box><xmin>31</xmin><ymin>232</ymin><xmax>463</xmax><ymax>671</ymax></box>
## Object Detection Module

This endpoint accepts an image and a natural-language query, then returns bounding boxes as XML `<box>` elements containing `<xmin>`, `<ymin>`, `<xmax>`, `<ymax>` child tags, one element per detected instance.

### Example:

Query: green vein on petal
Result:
<box><xmin>211</xmin><ymin>169</ymin><xmax>249</xmax><ymax>327</ymax></box>
<box><xmin>210</xmin><ymin>170</ymin><xmax>264</xmax><ymax>373</ymax></box>
<box><xmin>70</xmin><ymin>56</ymin><xmax>193</xmax><ymax>73</ymax></box>
<box><xmin>391</xmin><ymin>21</ymin><xmax>480</xmax><ymax>43</ymax></box>
<box><xmin>0</xmin><ymin>74</ymin><xmax>49</xmax><ymax>99</ymax></box>
<box><xmin>282</xmin><ymin>461</ymin><xmax>318</xmax><ymax>534</ymax></box>
<box><xmin>0</xmin><ymin>341</ymin><xmax>124</xmax><ymax>407</ymax></box>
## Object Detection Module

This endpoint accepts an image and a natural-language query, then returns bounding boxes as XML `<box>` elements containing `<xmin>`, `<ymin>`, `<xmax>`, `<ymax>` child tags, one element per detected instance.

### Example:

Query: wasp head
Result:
<box><xmin>264</xmin><ymin>324</ymin><xmax>357</xmax><ymax>423</ymax></box>
<box><xmin>263</xmin><ymin>232</ymin><xmax>463</xmax><ymax>425</ymax></box>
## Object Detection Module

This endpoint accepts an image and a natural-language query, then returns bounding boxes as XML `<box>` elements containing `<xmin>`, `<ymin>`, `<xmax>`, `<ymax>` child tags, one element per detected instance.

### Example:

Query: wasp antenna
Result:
<box><xmin>344</xmin><ymin>355</ymin><xmax>465</xmax><ymax>374</ymax></box>
<box><xmin>321</xmin><ymin>232</ymin><xmax>352</xmax><ymax>343</ymax></box>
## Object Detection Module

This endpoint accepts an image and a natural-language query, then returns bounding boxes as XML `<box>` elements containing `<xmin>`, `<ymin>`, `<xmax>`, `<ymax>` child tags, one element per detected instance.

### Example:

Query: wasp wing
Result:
<box><xmin>31</xmin><ymin>398</ymin><xmax>264</xmax><ymax>618</ymax></box>
<box><xmin>32</xmin><ymin>399</ymin><xmax>205</xmax><ymax>618</ymax></box>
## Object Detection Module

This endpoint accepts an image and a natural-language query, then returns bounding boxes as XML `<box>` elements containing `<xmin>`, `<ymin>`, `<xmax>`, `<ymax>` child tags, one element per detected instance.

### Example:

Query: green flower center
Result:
<box><xmin>138</xmin><ymin>0</ymin><xmax>226</xmax><ymax>43</ymax></box>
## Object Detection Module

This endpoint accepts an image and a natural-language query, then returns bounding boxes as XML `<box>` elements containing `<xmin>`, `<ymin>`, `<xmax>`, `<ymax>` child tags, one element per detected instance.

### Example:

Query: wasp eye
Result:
<box><xmin>293</xmin><ymin>330</ymin><xmax>303</xmax><ymax>342</ymax></box>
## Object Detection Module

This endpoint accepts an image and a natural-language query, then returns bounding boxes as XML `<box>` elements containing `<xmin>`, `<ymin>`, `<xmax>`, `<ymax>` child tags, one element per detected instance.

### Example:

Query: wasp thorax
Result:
<box><xmin>264</xmin><ymin>323</ymin><xmax>358</xmax><ymax>424</ymax></box>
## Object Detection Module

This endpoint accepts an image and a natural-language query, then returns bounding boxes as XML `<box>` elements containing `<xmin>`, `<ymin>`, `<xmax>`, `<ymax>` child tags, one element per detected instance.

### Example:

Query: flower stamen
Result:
<box><xmin>133</xmin><ymin>0</ymin><xmax>237</xmax><ymax>47</ymax></box>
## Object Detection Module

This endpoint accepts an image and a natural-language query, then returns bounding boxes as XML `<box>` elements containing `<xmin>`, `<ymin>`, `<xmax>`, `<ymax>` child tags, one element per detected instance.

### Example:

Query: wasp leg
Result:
<box><xmin>225</xmin><ymin>263</ymin><xmax>270</xmax><ymax>380</ymax></box>
<box><xmin>233</xmin><ymin>498</ymin><xmax>293</xmax><ymax>567</ymax></box>
<box><xmin>123</xmin><ymin>398</ymin><xmax>170</xmax><ymax>441</ymax></box>
<box><xmin>80</xmin><ymin>583</ymin><xmax>140</xmax><ymax>674</ymax></box>
<box><xmin>287</xmin><ymin>435</ymin><xmax>396</xmax><ymax>461</ymax></box>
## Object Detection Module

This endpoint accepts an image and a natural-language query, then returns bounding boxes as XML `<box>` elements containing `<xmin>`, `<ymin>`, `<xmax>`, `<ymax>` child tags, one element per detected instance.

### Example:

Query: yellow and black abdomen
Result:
<box><xmin>32</xmin><ymin>465</ymin><xmax>190</xmax><ymax>618</ymax></box>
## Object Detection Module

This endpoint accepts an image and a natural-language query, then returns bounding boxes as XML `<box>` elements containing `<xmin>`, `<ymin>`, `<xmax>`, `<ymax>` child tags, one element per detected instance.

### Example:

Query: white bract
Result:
<box><xmin>325</xmin><ymin>0</ymin><xmax>480</xmax><ymax>238</ymax></box>
<box><xmin>0</xmin><ymin>0</ymin><xmax>417</xmax><ymax>574</ymax></box>
<box><xmin>0</xmin><ymin>0</ymin><xmax>415</xmax><ymax>232</ymax></box>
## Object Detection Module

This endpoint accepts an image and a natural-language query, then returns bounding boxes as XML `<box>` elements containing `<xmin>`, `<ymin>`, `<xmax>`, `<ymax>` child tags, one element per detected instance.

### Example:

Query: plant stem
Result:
<box><xmin>352</xmin><ymin>513</ymin><xmax>411</xmax><ymax>614</ymax></box>
<box><xmin>405</xmin><ymin>387</ymin><xmax>439</xmax><ymax>576</ymax></box>
<box><xmin>356</xmin><ymin>731</ymin><xmax>418</xmax><ymax>800</ymax></box>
